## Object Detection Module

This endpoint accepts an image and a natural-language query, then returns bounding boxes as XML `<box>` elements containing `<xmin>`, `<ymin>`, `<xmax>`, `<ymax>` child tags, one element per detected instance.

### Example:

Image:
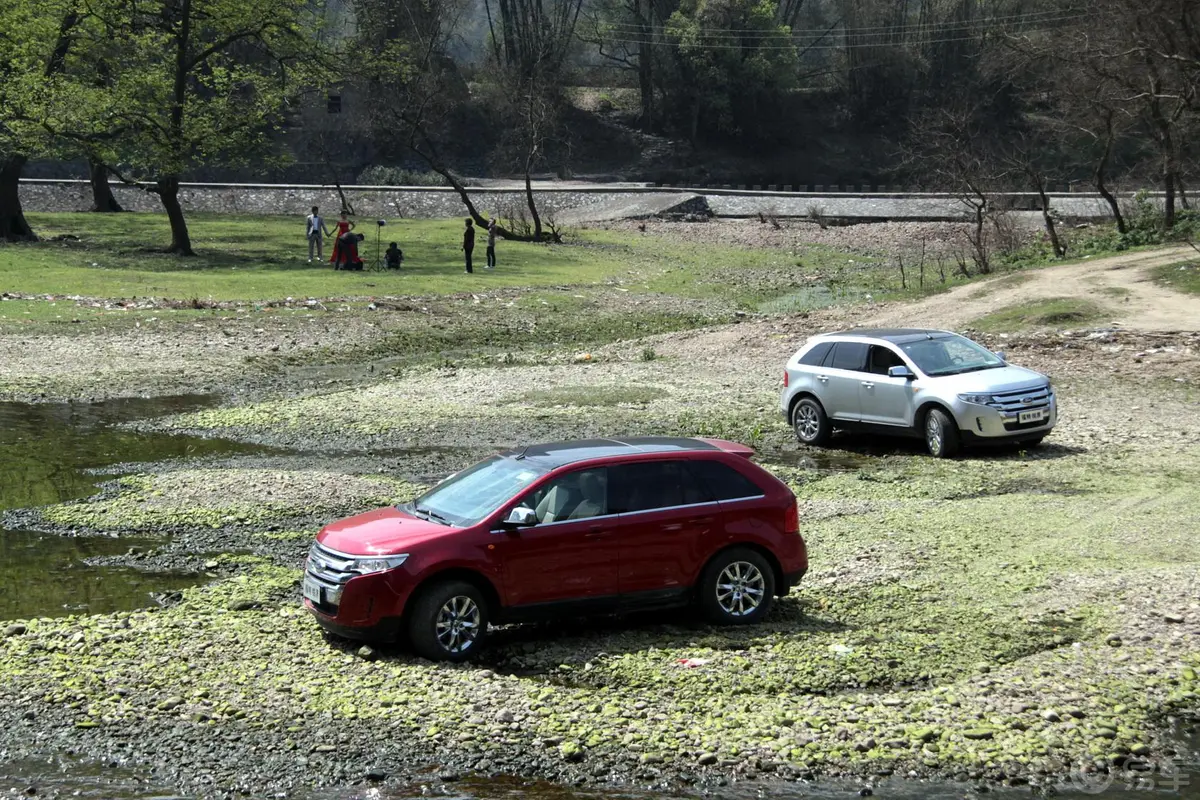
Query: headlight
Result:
<box><xmin>350</xmin><ymin>554</ymin><xmax>409</xmax><ymax>575</ymax></box>
<box><xmin>958</xmin><ymin>393</ymin><xmax>993</xmax><ymax>405</ymax></box>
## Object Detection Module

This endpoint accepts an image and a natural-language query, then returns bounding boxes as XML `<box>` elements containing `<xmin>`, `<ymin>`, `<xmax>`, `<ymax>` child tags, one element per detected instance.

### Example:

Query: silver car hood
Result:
<box><xmin>924</xmin><ymin>365</ymin><xmax>1048</xmax><ymax>393</ymax></box>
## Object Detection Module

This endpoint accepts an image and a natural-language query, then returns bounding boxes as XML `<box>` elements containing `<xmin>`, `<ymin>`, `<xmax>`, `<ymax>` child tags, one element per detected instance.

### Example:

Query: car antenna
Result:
<box><xmin>515</xmin><ymin>445</ymin><xmax>529</xmax><ymax>460</ymax></box>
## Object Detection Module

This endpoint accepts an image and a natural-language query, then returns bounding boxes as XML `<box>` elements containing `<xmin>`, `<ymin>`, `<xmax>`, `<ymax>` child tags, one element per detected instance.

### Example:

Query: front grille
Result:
<box><xmin>307</xmin><ymin>542</ymin><xmax>359</xmax><ymax>585</ymax></box>
<box><xmin>986</xmin><ymin>384</ymin><xmax>1052</xmax><ymax>414</ymax></box>
<box><xmin>305</xmin><ymin>542</ymin><xmax>359</xmax><ymax>611</ymax></box>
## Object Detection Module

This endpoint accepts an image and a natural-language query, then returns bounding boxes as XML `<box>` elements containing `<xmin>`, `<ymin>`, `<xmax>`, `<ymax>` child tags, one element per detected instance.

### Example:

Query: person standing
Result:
<box><xmin>462</xmin><ymin>218</ymin><xmax>475</xmax><ymax>274</ymax></box>
<box><xmin>305</xmin><ymin>206</ymin><xmax>331</xmax><ymax>262</ymax></box>
<box><xmin>486</xmin><ymin>217</ymin><xmax>498</xmax><ymax>269</ymax></box>
<box><xmin>329</xmin><ymin>212</ymin><xmax>355</xmax><ymax>266</ymax></box>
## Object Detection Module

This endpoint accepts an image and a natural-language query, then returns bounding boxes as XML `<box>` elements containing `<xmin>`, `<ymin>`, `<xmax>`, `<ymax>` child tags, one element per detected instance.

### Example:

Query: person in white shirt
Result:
<box><xmin>305</xmin><ymin>206</ymin><xmax>331</xmax><ymax>262</ymax></box>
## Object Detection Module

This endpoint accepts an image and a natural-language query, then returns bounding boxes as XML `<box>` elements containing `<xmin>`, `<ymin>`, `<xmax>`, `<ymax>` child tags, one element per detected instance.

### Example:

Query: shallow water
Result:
<box><xmin>0</xmin><ymin>395</ymin><xmax>264</xmax><ymax>621</ymax></box>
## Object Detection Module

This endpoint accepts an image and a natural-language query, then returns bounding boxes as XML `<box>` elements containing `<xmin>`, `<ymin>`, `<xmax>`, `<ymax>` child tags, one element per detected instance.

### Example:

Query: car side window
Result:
<box><xmin>687</xmin><ymin>460</ymin><xmax>764</xmax><ymax>501</ymax></box>
<box><xmin>517</xmin><ymin>468</ymin><xmax>608</xmax><ymax>524</ymax></box>
<box><xmin>799</xmin><ymin>341</ymin><xmax>834</xmax><ymax>367</ymax></box>
<box><xmin>826</xmin><ymin>342</ymin><xmax>869</xmax><ymax>372</ymax></box>
<box><xmin>609</xmin><ymin>461</ymin><xmax>711</xmax><ymax>513</ymax></box>
<box><xmin>867</xmin><ymin>345</ymin><xmax>906</xmax><ymax>375</ymax></box>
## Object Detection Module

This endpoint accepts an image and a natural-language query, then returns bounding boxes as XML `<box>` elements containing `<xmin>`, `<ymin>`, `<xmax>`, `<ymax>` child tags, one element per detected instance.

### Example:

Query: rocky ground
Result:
<box><xmin>1</xmin><ymin>236</ymin><xmax>1198</xmax><ymax>800</ymax></box>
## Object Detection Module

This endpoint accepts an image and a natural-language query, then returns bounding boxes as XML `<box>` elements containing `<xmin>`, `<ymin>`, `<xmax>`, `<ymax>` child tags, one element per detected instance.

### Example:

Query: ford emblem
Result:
<box><xmin>1021</xmin><ymin>397</ymin><xmax>1033</xmax><ymax>404</ymax></box>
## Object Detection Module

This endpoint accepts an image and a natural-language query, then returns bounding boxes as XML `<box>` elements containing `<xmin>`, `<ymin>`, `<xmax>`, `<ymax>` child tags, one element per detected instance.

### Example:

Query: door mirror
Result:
<box><xmin>502</xmin><ymin>506</ymin><xmax>538</xmax><ymax>527</ymax></box>
<box><xmin>995</xmin><ymin>350</ymin><xmax>1007</xmax><ymax>362</ymax></box>
<box><xmin>888</xmin><ymin>365</ymin><xmax>916</xmax><ymax>380</ymax></box>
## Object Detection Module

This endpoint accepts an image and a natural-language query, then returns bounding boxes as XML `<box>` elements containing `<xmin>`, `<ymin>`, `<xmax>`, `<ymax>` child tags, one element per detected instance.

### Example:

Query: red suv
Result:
<box><xmin>303</xmin><ymin>437</ymin><xmax>807</xmax><ymax>661</ymax></box>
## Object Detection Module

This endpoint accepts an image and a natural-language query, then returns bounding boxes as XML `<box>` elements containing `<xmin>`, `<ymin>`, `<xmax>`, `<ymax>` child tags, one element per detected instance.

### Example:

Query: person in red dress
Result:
<box><xmin>328</xmin><ymin>213</ymin><xmax>355</xmax><ymax>265</ymax></box>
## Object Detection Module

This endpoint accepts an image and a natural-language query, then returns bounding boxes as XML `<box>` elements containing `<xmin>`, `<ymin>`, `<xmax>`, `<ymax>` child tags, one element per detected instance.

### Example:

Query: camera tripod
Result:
<box><xmin>368</xmin><ymin>221</ymin><xmax>387</xmax><ymax>271</ymax></box>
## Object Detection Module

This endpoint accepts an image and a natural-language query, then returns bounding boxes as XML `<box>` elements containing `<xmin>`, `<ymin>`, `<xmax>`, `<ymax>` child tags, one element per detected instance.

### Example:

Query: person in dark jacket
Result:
<box><xmin>462</xmin><ymin>218</ymin><xmax>475</xmax><ymax>274</ymax></box>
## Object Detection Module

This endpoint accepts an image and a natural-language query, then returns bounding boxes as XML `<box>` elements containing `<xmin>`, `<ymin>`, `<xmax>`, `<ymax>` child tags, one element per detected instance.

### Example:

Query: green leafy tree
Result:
<box><xmin>50</xmin><ymin>0</ymin><xmax>322</xmax><ymax>254</ymax></box>
<box><xmin>665</xmin><ymin>0</ymin><xmax>798</xmax><ymax>144</ymax></box>
<box><xmin>0</xmin><ymin>0</ymin><xmax>84</xmax><ymax>241</ymax></box>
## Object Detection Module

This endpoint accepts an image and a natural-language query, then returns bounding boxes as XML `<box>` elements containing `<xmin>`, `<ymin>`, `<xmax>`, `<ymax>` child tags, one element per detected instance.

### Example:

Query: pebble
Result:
<box><xmin>4</xmin><ymin>624</ymin><xmax>27</xmax><ymax>637</ymax></box>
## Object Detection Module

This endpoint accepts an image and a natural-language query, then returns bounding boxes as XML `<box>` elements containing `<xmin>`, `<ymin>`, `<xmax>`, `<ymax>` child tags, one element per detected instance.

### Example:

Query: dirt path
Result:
<box><xmin>855</xmin><ymin>246</ymin><xmax>1199</xmax><ymax>331</ymax></box>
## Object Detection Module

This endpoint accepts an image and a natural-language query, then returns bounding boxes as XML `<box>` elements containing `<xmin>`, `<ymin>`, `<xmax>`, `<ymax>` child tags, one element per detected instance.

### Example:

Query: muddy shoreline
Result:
<box><xmin>3</xmin><ymin>261</ymin><xmax>1200</xmax><ymax>798</ymax></box>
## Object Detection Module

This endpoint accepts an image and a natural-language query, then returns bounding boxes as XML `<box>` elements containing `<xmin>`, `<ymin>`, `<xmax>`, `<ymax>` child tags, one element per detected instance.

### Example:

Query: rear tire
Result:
<box><xmin>792</xmin><ymin>397</ymin><xmax>832</xmax><ymax>446</ymax></box>
<box><xmin>924</xmin><ymin>408</ymin><xmax>960</xmax><ymax>458</ymax></box>
<box><xmin>407</xmin><ymin>580</ymin><xmax>489</xmax><ymax>662</ymax></box>
<box><xmin>698</xmin><ymin>548</ymin><xmax>776</xmax><ymax>625</ymax></box>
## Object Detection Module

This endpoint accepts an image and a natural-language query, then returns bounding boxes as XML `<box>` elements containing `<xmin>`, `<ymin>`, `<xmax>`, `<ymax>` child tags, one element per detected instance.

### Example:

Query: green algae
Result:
<box><xmin>3</xmin><ymin>408</ymin><xmax>1199</xmax><ymax>786</ymax></box>
<box><xmin>38</xmin><ymin>469</ymin><xmax>424</xmax><ymax>532</ymax></box>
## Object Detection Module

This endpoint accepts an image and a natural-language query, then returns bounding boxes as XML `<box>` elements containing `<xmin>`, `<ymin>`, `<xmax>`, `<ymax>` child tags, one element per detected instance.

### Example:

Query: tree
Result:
<box><xmin>57</xmin><ymin>0</ymin><xmax>319</xmax><ymax>254</ymax></box>
<box><xmin>0</xmin><ymin>0</ymin><xmax>83</xmax><ymax>241</ymax></box>
<box><xmin>665</xmin><ymin>0</ymin><xmax>798</xmax><ymax>144</ymax></box>
<box><xmin>483</xmin><ymin>0</ymin><xmax>584</xmax><ymax>77</ymax></box>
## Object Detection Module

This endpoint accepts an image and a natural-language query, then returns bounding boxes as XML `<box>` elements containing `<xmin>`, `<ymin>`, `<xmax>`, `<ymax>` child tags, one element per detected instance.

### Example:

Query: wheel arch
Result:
<box><xmin>404</xmin><ymin>568</ymin><xmax>502</xmax><ymax>621</ymax></box>
<box><xmin>700</xmin><ymin>542</ymin><xmax>787</xmax><ymax>597</ymax></box>
<box><xmin>915</xmin><ymin>399</ymin><xmax>957</xmax><ymax>431</ymax></box>
<box><xmin>787</xmin><ymin>391</ymin><xmax>825</xmax><ymax>423</ymax></box>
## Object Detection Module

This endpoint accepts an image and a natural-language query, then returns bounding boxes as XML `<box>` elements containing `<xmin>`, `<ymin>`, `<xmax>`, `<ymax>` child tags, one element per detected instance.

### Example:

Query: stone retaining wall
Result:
<box><xmin>18</xmin><ymin>179</ymin><xmax>1140</xmax><ymax>222</ymax></box>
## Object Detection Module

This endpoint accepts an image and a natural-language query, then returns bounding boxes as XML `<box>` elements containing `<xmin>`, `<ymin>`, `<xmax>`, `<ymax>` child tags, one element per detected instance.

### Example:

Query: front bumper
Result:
<box><xmin>951</xmin><ymin>396</ymin><xmax>1057</xmax><ymax>440</ymax></box>
<box><xmin>306</xmin><ymin>600</ymin><xmax>402</xmax><ymax>642</ymax></box>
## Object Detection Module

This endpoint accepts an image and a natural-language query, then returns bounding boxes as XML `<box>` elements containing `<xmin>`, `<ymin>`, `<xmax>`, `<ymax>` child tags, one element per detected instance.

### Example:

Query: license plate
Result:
<box><xmin>302</xmin><ymin>576</ymin><xmax>323</xmax><ymax>604</ymax></box>
<box><xmin>1018</xmin><ymin>408</ymin><xmax>1048</xmax><ymax>424</ymax></box>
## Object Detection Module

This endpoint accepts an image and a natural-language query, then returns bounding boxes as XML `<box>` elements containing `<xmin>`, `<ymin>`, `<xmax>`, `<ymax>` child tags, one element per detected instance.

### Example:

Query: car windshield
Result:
<box><xmin>899</xmin><ymin>335</ymin><xmax>1005</xmax><ymax>377</ymax></box>
<box><xmin>405</xmin><ymin>456</ymin><xmax>547</xmax><ymax>527</ymax></box>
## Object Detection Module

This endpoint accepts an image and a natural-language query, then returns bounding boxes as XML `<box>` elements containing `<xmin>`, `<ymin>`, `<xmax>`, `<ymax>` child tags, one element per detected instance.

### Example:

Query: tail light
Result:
<box><xmin>783</xmin><ymin>369</ymin><xmax>790</xmax><ymax>388</ymax></box>
<box><xmin>784</xmin><ymin>500</ymin><xmax>799</xmax><ymax>535</ymax></box>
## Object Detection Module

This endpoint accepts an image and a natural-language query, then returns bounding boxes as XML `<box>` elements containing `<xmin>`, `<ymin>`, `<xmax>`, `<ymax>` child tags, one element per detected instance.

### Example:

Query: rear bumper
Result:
<box><xmin>780</xmin><ymin>568</ymin><xmax>807</xmax><ymax>593</ymax></box>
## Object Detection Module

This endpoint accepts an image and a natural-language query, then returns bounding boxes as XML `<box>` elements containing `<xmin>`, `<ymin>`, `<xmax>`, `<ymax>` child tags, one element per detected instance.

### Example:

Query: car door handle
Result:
<box><xmin>691</xmin><ymin>517</ymin><xmax>714</xmax><ymax>525</ymax></box>
<box><xmin>662</xmin><ymin>523</ymin><xmax>683</xmax><ymax>532</ymax></box>
<box><xmin>584</xmin><ymin>526</ymin><xmax>608</xmax><ymax>540</ymax></box>
<box><xmin>816</xmin><ymin>375</ymin><xmax>829</xmax><ymax>383</ymax></box>
<box><xmin>861</xmin><ymin>381</ymin><xmax>875</xmax><ymax>389</ymax></box>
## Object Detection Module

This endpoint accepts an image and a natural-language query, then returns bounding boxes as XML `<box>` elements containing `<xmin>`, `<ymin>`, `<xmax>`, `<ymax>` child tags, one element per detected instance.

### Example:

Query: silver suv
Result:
<box><xmin>780</xmin><ymin>329</ymin><xmax>1056</xmax><ymax>457</ymax></box>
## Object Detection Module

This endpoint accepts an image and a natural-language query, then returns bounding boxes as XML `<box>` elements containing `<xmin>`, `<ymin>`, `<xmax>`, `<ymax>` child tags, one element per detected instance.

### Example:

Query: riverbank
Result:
<box><xmin>1</xmin><ymin>218</ymin><xmax>1198</xmax><ymax>798</ymax></box>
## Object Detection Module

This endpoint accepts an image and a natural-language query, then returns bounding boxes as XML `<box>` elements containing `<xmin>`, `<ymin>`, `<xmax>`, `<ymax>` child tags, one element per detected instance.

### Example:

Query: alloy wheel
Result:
<box><xmin>926</xmin><ymin>413</ymin><xmax>943</xmax><ymax>455</ymax></box>
<box><xmin>435</xmin><ymin>595</ymin><xmax>481</xmax><ymax>654</ymax></box>
<box><xmin>795</xmin><ymin>404</ymin><xmax>820</xmax><ymax>442</ymax></box>
<box><xmin>715</xmin><ymin>561</ymin><xmax>766</xmax><ymax>617</ymax></box>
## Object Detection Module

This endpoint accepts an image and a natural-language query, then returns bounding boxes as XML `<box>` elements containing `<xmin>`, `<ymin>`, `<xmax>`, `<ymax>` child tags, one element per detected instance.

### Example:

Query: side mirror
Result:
<box><xmin>888</xmin><ymin>365</ymin><xmax>916</xmax><ymax>380</ymax></box>
<box><xmin>502</xmin><ymin>506</ymin><xmax>538</xmax><ymax>528</ymax></box>
<box><xmin>995</xmin><ymin>351</ymin><xmax>1007</xmax><ymax>362</ymax></box>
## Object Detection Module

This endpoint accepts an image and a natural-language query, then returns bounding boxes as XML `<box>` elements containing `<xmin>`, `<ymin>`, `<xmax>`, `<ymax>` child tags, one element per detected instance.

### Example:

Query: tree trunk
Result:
<box><xmin>0</xmin><ymin>155</ymin><xmax>36</xmax><ymax>242</ymax></box>
<box><xmin>1164</xmin><ymin>168</ymin><xmax>1177</xmax><ymax>230</ymax></box>
<box><xmin>407</xmin><ymin>126</ymin><xmax>546</xmax><ymax>242</ymax></box>
<box><xmin>157</xmin><ymin>176</ymin><xmax>194</xmax><ymax>255</ymax></box>
<box><xmin>638</xmin><ymin>0</ymin><xmax>654</xmax><ymax>133</ymax></box>
<box><xmin>88</xmin><ymin>161</ymin><xmax>124</xmax><ymax>212</ymax></box>
<box><xmin>1033</xmin><ymin>174</ymin><xmax>1065</xmax><ymax>258</ymax></box>
<box><xmin>525</xmin><ymin>170</ymin><xmax>543</xmax><ymax>241</ymax></box>
<box><xmin>1095</xmin><ymin>126</ymin><xmax>1126</xmax><ymax>234</ymax></box>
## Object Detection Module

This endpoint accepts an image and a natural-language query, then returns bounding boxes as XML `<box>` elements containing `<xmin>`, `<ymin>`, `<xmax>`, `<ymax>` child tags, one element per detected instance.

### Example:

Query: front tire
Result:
<box><xmin>698</xmin><ymin>548</ymin><xmax>776</xmax><ymax>625</ymax></box>
<box><xmin>924</xmin><ymin>408</ymin><xmax>961</xmax><ymax>458</ymax></box>
<box><xmin>407</xmin><ymin>581</ymin><xmax>489</xmax><ymax>662</ymax></box>
<box><xmin>792</xmin><ymin>397</ymin><xmax>832</xmax><ymax>446</ymax></box>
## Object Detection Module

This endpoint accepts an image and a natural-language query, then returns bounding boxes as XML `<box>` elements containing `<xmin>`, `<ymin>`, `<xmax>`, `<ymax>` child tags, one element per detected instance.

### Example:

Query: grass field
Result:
<box><xmin>1153</xmin><ymin>261</ymin><xmax>1200</xmax><ymax>295</ymax></box>
<box><xmin>0</xmin><ymin>213</ymin><xmax>864</xmax><ymax>305</ymax></box>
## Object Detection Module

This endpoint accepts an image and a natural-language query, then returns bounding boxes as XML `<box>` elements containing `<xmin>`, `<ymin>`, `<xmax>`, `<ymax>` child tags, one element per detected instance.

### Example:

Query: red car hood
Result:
<box><xmin>317</xmin><ymin>506</ymin><xmax>451</xmax><ymax>555</ymax></box>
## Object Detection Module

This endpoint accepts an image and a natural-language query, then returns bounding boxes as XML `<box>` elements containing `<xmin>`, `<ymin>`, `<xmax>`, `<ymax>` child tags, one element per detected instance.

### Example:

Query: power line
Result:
<box><xmin>591</xmin><ymin>23</ymin><xmax>1084</xmax><ymax>51</ymax></box>
<box><xmin>594</xmin><ymin>6</ymin><xmax>1082</xmax><ymax>37</ymax></box>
